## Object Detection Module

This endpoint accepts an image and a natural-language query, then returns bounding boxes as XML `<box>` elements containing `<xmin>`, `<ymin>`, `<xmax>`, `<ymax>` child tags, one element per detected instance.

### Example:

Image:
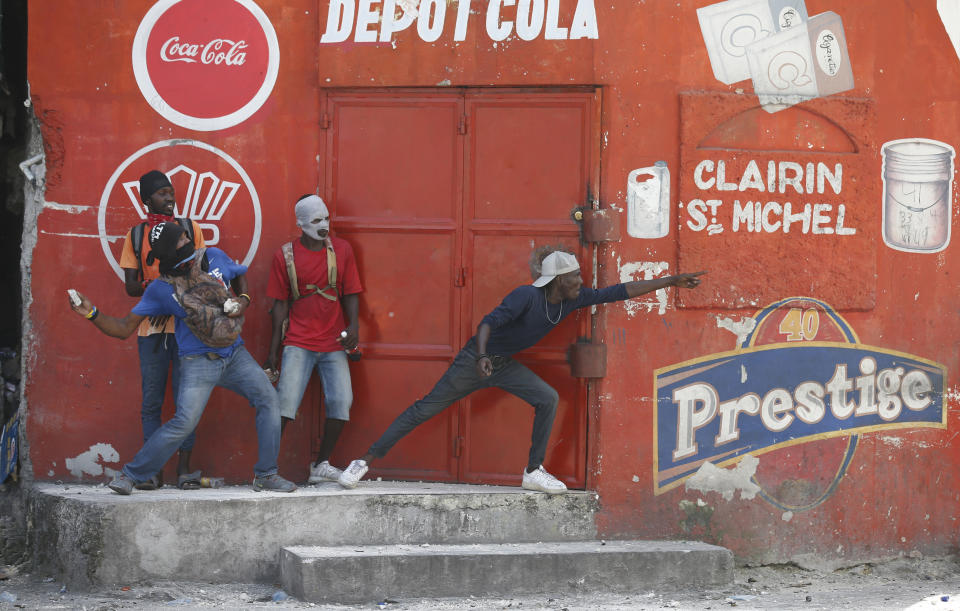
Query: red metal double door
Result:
<box><xmin>320</xmin><ymin>88</ymin><xmax>600</xmax><ymax>488</ymax></box>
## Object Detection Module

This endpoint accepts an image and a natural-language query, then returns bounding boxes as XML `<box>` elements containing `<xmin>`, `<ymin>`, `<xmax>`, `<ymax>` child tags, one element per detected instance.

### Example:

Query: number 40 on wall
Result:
<box><xmin>778</xmin><ymin>307</ymin><xmax>821</xmax><ymax>341</ymax></box>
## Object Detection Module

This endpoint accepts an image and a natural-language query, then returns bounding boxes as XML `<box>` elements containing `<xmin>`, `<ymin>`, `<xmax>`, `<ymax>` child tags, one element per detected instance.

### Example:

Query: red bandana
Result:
<box><xmin>147</xmin><ymin>213</ymin><xmax>175</xmax><ymax>227</ymax></box>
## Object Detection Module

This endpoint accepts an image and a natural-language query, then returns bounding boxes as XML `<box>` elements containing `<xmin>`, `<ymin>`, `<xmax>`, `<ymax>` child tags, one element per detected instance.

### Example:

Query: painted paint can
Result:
<box><xmin>627</xmin><ymin>161</ymin><xmax>670</xmax><ymax>239</ymax></box>
<box><xmin>881</xmin><ymin>138</ymin><xmax>955</xmax><ymax>253</ymax></box>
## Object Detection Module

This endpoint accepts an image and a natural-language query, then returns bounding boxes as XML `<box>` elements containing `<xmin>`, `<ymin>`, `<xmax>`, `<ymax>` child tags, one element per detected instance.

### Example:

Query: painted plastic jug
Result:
<box><xmin>627</xmin><ymin>161</ymin><xmax>670</xmax><ymax>239</ymax></box>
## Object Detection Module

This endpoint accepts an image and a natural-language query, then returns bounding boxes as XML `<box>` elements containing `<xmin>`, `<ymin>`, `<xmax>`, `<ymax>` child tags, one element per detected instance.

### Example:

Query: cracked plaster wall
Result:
<box><xmin>17</xmin><ymin>98</ymin><xmax>45</xmax><ymax>483</ymax></box>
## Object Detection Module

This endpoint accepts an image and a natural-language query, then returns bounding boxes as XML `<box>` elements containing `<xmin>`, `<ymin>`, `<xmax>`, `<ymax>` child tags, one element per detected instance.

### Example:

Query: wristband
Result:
<box><xmin>239</xmin><ymin>293</ymin><xmax>251</xmax><ymax>303</ymax></box>
<box><xmin>477</xmin><ymin>353</ymin><xmax>491</xmax><ymax>361</ymax></box>
<box><xmin>86</xmin><ymin>306</ymin><xmax>99</xmax><ymax>321</ymax></box>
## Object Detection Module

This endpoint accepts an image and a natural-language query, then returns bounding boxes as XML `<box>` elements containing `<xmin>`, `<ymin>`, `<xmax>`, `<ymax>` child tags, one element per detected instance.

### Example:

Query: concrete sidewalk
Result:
<box><xmin>0</xmin><ymin>556</ymin><xmax>958</xmax><ymax>609</ymax></box>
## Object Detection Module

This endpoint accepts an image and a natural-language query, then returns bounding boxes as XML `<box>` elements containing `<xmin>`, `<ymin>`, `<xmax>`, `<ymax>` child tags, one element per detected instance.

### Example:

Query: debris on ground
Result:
<box><xmin>0</xmin><ymin>556</ymin><xmax>953</xmax><ymax>609</ymax></box>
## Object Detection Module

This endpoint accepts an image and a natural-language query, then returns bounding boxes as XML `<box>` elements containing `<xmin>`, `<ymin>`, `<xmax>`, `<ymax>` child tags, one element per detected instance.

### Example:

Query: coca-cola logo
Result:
<box><xmin>132</xmin><ymin>0</ymin><xmax>279</xmax><ymax>131</ymax></box>
<box><xmin>160</xmin><ymin>37</ymin><xmax>248</xmax><ymax>65</ymax></box>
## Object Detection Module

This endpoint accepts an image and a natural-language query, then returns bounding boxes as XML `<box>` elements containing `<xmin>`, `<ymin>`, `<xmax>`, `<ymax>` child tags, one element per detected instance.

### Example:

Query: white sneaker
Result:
<box><xmin>337</xmin><ymin>459</ymin><xmax>368</xmax><ymax>489</ymax></box>
<box><xmin>308</xmin><ymin>460</ymin><xmax>343</xmax><ymax>484</ymax></box>
<box><xmin>521</xmin><ymin>466</ymin><xmax>568</xmax><ymax>494</ymax></box>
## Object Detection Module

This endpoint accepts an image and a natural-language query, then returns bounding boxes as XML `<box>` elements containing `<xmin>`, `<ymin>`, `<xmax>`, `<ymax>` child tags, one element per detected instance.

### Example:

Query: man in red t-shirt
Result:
<box><xmin>265</xmin><ymin>194</ymin><xmax>363</xmax><ymax>484</ymax></box>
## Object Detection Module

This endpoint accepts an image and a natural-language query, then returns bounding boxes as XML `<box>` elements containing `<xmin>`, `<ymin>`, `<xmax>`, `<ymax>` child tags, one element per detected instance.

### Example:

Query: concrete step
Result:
<box><xmin>280</xmin><ymin>540</ymin><xmax>734</xmax><ymax>603</ymax></box>
<box><xmin>28</xmin><ymin>481</ymin><xmax>599</xmax><ymax>586</ymax></box>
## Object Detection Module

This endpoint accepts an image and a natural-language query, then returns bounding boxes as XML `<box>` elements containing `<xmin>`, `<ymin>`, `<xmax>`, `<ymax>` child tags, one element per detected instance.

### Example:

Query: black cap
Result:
<box><xmin>146</xmin><ymin>222</ymin><xmax>185</xmax><ymax>265</ymax></box>
<box><xmin>139</xmin><ymin>170</ymin><xmax>172</xmax><ymax>202</ymax></box>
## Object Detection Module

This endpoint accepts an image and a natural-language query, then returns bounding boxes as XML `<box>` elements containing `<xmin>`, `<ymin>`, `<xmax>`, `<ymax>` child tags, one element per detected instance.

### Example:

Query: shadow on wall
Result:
<box><xmin>0</xmin><ymin>0</ymin><xmax>28</xmax><ymax>490</ymax></box>
<box><xmin>0</xmin><ymin>0</ymin><xmax>27</xmax><ymax>347</ymax></box>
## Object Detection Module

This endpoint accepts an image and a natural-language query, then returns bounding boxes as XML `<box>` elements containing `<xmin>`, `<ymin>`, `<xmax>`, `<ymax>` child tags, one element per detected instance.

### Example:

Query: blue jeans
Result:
<box><xmin>138</xmin><ymin>334</ymin><xmax>195</xmax><ymax>451</ymax></box>
<box><xmin>122</xmin><ymin>346</ymin><xmax>281</xmax><ymax>482</ymax></box>
<box><xmin>368</xmin><ymin>339</ymin><xmax>559</xmax><ymax>469</ymax></box>
<box><xmin>277</xmin><ymin>346</ymin><xmax>353</xmax><ymax>420</ymax></box>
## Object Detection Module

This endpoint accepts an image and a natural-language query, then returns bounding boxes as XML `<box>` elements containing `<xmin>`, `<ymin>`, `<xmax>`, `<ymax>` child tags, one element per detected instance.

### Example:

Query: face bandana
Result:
<box><xmin>159</xmin><ymin>242</ymin><xmax>196</xmax><ymax>277</ymax></box>
<box><xmin>147</xmin><ymin>223</ymin><xmax>195</xmax><ymax>277</ymax></box>
<box><xmin>147</xmin><ymin>212</ymin><xmax>175</xmax><ymax>227</ymax></box>
<box><xmin>294</xmin><ymin>195</ymin><xmax>330</xmax><ymax>241</ymax></box>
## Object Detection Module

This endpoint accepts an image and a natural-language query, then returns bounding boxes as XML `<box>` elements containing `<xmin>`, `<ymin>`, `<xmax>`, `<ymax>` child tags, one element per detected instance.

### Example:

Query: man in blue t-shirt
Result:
<box><xmin>337</xmin><ymin>248</ymin><xmax>705</xmax><ymax>494</ymax></box>
<box><xmin>69</xmin><ymin>222</ymin><xmax>296</xmax><ymax>495</ymax></box>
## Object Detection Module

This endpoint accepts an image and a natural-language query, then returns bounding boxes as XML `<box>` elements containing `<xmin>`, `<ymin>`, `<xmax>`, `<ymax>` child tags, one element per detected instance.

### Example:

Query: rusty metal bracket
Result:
<box><xmin>571</xmin><ymin>206</ymin><xmax>621</xmax><ymax>243</ymax></box>
<box><xmin>568</xmin><ymin>341</ymin><xmax>607</xmax><ymax>378</ymax></box>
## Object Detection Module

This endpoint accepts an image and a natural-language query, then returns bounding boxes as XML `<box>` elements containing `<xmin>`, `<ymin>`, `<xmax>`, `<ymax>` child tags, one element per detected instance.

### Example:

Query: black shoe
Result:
<box><xmin>134</xmin><ymin>473</ymin><xmax>161</xmax><ymax>491</ymax></box>
<box><xmin>252</xmin><ymin>474</ymin><xmax>297</xmax><ymax>493</ymax></box>
<box><xmin>108</xmin><ymin>473</ymin><xmax>136</xmax><ymax>495</ymax></box>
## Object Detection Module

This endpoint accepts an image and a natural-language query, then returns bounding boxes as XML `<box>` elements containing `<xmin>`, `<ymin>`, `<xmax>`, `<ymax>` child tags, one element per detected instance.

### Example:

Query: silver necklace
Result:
<box><xmin>544</xmin><ymin>290</ymin><xmax>563</xmax><ymax>324</ymax></box>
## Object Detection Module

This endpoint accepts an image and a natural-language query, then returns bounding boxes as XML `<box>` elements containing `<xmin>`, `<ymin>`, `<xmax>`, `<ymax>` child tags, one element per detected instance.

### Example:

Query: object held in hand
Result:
<box><xmin>68</xmin><ymin>289</ymin><xmax>82</xmax><ymax>307</ymax></box>
<box><xmin>264</xmin><ymin>368</ymin><xmax>279</xmax><ymax>384</ymax></box>
<box><xmin>223</xmin><ymin>298</ymin><xmax>241</xmax><ymax>314</ymax></box>
<box><xmin>340</xmin><ymin>330</ymin><xmax>362</xmax><ymax>362</ymax></box>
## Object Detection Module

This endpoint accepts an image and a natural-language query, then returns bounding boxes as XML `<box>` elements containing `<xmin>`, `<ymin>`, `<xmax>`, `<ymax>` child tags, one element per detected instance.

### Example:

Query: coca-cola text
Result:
<box><xmin>160</xmin><ymin>37</ymin><xmax>248</xmax><ymax>66</ymax></box>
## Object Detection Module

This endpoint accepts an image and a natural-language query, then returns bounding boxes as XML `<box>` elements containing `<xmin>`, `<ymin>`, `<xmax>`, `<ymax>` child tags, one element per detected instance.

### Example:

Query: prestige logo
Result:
<box><xmin>98</xmin><ymin>139</ymin><xmax>263</xmax><ymax>280</ymax></box>
<box><xmin>132</xmin><ymin>0</ymin><xmax>279</xmax><ymax>131</ymax></box>
<box><xmin>654</xmin><ymin>297</ymin><xmax>946</xmax><ymax>501</ymax></box>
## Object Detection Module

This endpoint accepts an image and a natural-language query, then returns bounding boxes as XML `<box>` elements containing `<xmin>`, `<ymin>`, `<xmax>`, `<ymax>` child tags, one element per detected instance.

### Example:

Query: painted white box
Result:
<box><xmin>746</xmin><ymin>11</ymin><xmax>854</xmax><ymax>112</ymax></box>
<box><xmin>698</xmin><ymin>0</ymin><xmax>808</xmax><ymax>85</ymax></box>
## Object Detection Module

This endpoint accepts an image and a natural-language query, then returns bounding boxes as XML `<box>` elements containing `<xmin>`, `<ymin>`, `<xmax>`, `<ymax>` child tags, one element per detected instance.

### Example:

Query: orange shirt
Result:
<box><xmin>119</xmin><ymin>220</ymin><xmax>206</xmax><ymax>336</ymax></box>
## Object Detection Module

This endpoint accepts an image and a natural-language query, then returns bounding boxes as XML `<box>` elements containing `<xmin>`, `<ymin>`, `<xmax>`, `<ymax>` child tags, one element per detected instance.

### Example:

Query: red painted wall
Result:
<box><xmin>25</xmin><ymin>0</ymin><xmax>960</xmax><ymax>564</ymax></box>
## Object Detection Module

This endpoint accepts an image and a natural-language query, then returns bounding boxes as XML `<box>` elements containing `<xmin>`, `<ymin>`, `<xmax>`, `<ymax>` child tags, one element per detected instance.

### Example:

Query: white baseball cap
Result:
<box><xmin>532</xmin><ymin>251</ymin><xmax>580</xmax><ymax>287</ymax></box>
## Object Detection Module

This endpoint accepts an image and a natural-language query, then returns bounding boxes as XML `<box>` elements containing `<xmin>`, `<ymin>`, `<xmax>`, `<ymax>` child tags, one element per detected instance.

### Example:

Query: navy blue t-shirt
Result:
<box><xmin>131</xmin><ymin>248</ymin><xmax>247</xmax><ymax>358</ymax></box>
<box><xmin>478</xmin><ymin>284</ymin><xmax>629</xmax><ymax>356</ymax></box>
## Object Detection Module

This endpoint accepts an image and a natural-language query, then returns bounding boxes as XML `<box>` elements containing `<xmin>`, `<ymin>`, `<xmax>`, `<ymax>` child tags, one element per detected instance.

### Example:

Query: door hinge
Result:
<box><xmin>454</xmin><ymin>266</ymin><xmax>467</xmax><ymax>287</ymax></box>
<box><xmin>320</xmin><ymin>112</ymin><xmax>331</xmax><ymax>130</ymax></box>
<box><xmin>458</xmin><ymin>114</ymin><xmax>468</xmax><ymax>135</ymax></box>
<box><xmin>453</xmin><ymin>436</ymin><xmax>464</xmax><ymax>458</ymax></box>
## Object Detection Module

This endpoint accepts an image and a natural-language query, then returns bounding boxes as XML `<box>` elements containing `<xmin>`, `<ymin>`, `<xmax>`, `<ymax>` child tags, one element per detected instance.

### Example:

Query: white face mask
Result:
<box><xmin>295</xmin><ymin>195</ymin><xmax>330</xmax><ymax>240</ymax></box>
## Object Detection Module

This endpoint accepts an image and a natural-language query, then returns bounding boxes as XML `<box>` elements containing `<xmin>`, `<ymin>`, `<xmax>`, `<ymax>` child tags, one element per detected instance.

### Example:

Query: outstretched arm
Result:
<box><xmin>625</xmin><ymin>271</ymin><xmax>706</xmax><ymax>298</ymax></box>
<box><xmin>68</xmin><ymin>291</ymin><xmax>145</xmax><ymax>339</ymax></box>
